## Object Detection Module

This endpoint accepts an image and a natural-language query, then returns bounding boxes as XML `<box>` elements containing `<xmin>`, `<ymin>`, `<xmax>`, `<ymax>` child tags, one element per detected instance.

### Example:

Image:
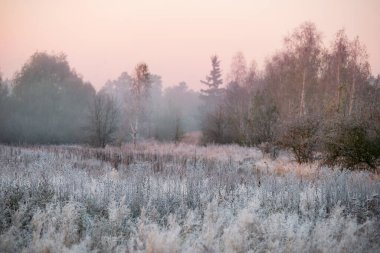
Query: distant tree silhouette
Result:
<box><xmin>9</xmin><ymin>52</ymin><xmax>95</xmax><ymax>144</ymax></box>
<box><xmin>86</xmin><ymin>93</ymin><xmax>119</xmax><ymax>148</ymax></box>
<box><xmin>0</xmin><ymin>75</ymin><xmax>9</xmax><ymax>142</ymax></box>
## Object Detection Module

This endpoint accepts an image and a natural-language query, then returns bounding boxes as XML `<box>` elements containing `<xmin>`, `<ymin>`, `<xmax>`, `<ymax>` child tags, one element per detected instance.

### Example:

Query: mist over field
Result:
<box><xmin>0</xmin><ymin>1</ymin><xmax>380</xmax><ymax>252</ymax></box>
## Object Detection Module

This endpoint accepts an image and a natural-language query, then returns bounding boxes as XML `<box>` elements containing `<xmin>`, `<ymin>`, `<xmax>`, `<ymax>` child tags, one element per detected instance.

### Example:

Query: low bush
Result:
<box><xmin>322</xmin><ymin>119</ymin><xmax>380</xmax><ymax>170</ymax></box>
<box><xmin>278</xmin><ymin>117</ymin><xmax>320</xmax><ymax>163</ymax></box>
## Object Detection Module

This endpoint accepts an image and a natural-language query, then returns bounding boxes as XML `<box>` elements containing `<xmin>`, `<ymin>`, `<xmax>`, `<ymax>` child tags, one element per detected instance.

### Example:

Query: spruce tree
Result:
<box><xmin>200</xmin><ymin>55</ymin><xmax>226</xmax><ymax>143</ymax></box>
<box><xmin>200</xmin><ymin>55</ymin><xmax>224</xmax><ymax>105</ymax></box>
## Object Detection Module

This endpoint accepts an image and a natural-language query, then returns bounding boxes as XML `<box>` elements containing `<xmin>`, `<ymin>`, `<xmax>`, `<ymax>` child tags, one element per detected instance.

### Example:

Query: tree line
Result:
<box><xmin>199</xmin><ymin>22</ymin><xmax>380</xmax><ymax>169</ymax></box>
<box><xmin>0</xmin><ymin>22</ymin><xmax>379</xmax><ymax>169</ymax></box>
<box><xmin>0</xmin><ymin>54</ymin><xmax>200</xmax><ymax>146</ymax></box>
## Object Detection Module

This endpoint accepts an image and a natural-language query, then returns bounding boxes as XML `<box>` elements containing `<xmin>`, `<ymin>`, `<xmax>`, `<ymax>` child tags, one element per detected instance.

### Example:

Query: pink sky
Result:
<box><xmin>1</xmin><ymin>0</ymin><xmax>379</xmax><ymax>90</ymax></box>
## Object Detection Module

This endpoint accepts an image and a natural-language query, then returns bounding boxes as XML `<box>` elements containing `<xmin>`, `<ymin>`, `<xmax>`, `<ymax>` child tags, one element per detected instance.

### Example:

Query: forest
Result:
<box><xmin>0</xmin><ymin>22</ymin><xmax>379</xmax><ymax>170</ymax></box>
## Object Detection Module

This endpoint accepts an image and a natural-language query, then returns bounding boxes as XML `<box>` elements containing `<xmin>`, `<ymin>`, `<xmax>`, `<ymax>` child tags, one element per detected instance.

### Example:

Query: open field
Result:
<box><xmin>0</xmin><ymin>142</ymin><xmax>379</xmax><ymax>252</ymax></box>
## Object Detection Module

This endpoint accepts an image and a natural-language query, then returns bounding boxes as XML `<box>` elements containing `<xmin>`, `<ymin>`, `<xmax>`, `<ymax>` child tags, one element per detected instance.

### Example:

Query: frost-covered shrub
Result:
<box><xmin>0</xmin><ymin>144</ymin><xmax>379</xmax><ymax>252</ymax></box>
<box><xmin>323</xmin><ymin>119</ymin><xmax>380</xmax><ymax>170</ymax></box>
<box><xmin>278</xmin><ymin>117</ymin><xmax>320</xmax><ymax>163</ymax></box>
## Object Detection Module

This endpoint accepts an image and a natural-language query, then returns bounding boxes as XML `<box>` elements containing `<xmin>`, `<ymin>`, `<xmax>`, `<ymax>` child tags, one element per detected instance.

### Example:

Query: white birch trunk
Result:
<box><xmin>299</xmin><ymin>70</ymin><xmax>307</xmax><ymax>117</ymax></box>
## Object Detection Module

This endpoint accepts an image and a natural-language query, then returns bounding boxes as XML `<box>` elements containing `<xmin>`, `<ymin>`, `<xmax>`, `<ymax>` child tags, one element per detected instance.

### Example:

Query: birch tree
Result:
<box><xmin>130</xmin><ymin>63</ymin><xmax>151</xmax><ymax>146</ymax></box>
<box><xmin>325</xmin><ymin>30</ymin><xmax>350</xmax><ymax>114</ymax></box>
<box><xmin>348</xmin><ymin>37</ymin><xmax>370</xmax><ymax>116</ymax></box>
<box><xmin>284</xmin><ymin>22</ymin><xmax>322</xmax><ymax>117</ymax></box>
<box><xmin>228</xmin><ymin>51</ymin><xmax>247</xmax><ymax>86</ymax></box>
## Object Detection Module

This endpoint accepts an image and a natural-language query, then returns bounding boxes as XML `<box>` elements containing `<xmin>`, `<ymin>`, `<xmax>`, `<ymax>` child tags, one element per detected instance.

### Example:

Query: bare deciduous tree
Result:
<box><xmin>87</xmin><ymin>93</ymin><xmax>119</xmax><ymax>148</ymax></box>
<box><xmin>348</xmin><ymin>37</ymin><xmax>370</xmax><ymax>116</ymax></box>
<box><xmin>331</xmin><ymin>30</ymin><xmax>350</xmax><ymax>114</ymax></box>
<box><xmin>284</xmin><ymin>22</ymin><xmax>322</xmax><ymax>117</ymax></box>
<box><xmin>228</xmin><ymin>52</ymin><xmax>247</xmax><ymax>86</ymax></box>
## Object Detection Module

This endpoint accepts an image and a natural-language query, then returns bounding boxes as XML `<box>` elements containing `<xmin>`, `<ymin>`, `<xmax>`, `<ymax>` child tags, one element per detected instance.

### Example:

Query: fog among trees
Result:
<box><xmin>0</xmin><ymin>22</ymin><xmax>379</xmax><ymax>168</ymax></box>
<box><xmin>1</xmin><ymin>18</ymin><xmax>380</xmax><ymax>252</ymax></box>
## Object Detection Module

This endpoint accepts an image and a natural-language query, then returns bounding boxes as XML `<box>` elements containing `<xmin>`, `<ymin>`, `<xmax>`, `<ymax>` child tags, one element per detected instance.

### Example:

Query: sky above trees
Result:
<box><xmin>1</xmin><ymin>0</ymin><xmax>379</xmax><ymax>90</ymax></box>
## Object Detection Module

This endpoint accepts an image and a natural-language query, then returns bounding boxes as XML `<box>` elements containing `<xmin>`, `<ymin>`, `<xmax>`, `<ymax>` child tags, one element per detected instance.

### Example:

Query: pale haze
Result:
<box><xmin>1</xmin><ymin>0</ymin><xmax>379</xmax><ymax>90</ymax></box>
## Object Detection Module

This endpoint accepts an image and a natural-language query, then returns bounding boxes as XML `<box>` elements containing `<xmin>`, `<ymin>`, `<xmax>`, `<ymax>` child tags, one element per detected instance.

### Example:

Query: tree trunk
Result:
<box><xmin>130</xmin><ymin>117</ymin><xmax>138</xmax><ymax>149</ymax></box>
<box><xmin>299</xmin><ymin>70</ymin><xmax>307</xmax><ymax>117</ymax></box>
<box><xmin>336</xmin><ymin>65</ymin><xmax>341</xmax><ymax>113</ymax></box>
<box><xmin>134</xmin><ymin>118</ymin><xmax>138</xmax><ymax>147</ymax></box>
<box><xmin>348</xmin><ymin>71</ymin><xmax>356</xmax><ymax>116</ymax></box>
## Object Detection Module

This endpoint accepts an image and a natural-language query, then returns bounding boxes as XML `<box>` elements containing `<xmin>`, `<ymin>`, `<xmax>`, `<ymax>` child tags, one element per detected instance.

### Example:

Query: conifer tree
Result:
<box><xmin>200</xmin><ymin>55</ymin><xmax>226</xmax><ymax>143</ymax></box>
<box><xmin>200</xmin><ymin>55</ymin><xmax>224</xmax><ymax>106</ymax></box>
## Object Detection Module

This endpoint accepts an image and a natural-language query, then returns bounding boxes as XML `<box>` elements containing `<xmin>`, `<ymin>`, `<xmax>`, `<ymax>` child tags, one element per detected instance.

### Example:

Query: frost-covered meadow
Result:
<box><xmin>0</xmin><ymin>142</ymin><xmax>379</xmax><ymax>252</ymax></box>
